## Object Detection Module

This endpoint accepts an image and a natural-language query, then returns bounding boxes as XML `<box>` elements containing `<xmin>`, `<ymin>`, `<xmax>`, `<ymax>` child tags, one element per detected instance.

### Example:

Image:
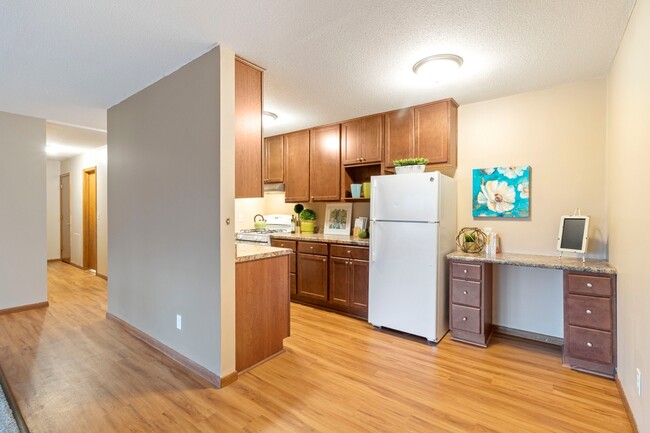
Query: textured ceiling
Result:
<box><xmin>0</xmin><ymin>1</ymin><xmax>636</xmax><ymax>137</ymax></box>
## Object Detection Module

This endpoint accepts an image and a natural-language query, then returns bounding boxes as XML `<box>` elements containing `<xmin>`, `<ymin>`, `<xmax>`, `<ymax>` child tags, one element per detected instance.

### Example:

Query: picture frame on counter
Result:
<box><xmin>324</xmin><ymin>203</ymin><xmax>353</xmax><ymax>235</ymax></box>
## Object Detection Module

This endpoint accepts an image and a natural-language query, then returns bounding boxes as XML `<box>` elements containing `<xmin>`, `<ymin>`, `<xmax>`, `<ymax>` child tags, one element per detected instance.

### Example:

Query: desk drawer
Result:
<box><xmin>451</xmin><ymin>305</ymin><xmax>481</xmax><ymax>334</ymax></box>
<box><xmin>567</xmin><ymin>326</ymin><xmax>613</xmax><ymax>365</ymax></box>
<box><xmin>451</xmin><ymin>262</ymin><xmax>482</xmax><ymax>280</ymax></box>
<box><xmin>298</xmin><ymin>241</ymin><xmax>328</xmax><ymax>255</ymax></box>
<box><xmin>451</xmin><ymin>279</ymin><xmax>481</xmax><ymax>308</ymax></box>
<box><xmin>567</xmin><ymin>274</ymin><xmax>612</xmax><ymax>297</ymax></box>
<box><xmin>330</xmin><ymin>244</ymin><xmax>369</xmax><ymax>260</ymax></box>
<box><xmin>271</xmin><ymin>239</ymin><xmax>296</xmax><ymax>253</ymax></box>
<box><xmin>567</xmin><ymin>295</ymin><xmax>612</xmax><ymax>331</ymax></box>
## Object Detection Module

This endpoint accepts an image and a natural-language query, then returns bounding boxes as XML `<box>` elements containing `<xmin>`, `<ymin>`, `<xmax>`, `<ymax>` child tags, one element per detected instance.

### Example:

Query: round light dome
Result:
<box><xmin>412</xmin><ymin>54</ymin><xmax>463</xmax><ymax>82</ymax></box>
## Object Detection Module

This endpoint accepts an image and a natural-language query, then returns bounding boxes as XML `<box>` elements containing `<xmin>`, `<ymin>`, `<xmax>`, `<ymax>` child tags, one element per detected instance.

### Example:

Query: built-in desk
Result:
<box><xmin>447</xmin><ymin>251</ymin><xmax>617</xmax><ymax>378</ymax></box>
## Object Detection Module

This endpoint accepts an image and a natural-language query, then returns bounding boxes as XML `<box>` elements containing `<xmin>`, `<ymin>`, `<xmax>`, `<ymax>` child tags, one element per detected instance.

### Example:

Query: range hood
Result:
<box><xmin>263</xmin><ymin>182</ymin><xmax>285</xmax><ymax>193</ymax></box>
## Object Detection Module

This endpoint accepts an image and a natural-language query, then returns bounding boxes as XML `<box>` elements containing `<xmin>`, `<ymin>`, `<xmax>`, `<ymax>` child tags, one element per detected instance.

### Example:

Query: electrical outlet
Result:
<box><xmin>637</xmin><ymin>368</ymin><xmax>642</xmax><ymax>397</ymax></box>
<box><xmin>176</xmin><ymin>314</ymin><xmax>182</xmax><ymax>330</ymax></box>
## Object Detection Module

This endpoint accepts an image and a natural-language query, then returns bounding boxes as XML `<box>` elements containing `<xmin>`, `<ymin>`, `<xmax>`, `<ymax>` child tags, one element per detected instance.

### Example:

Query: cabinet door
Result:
<box><xmin>235</xmin><ymin>59</ymin><xmax>263</xmax><ymax>198</ymax></box>
<box><xmin>350</xmin><ymin>259</ymin><xmax>369</xmax><ymax>312</ymax></box>
<box><xmin>264</xmin><ymin>135</ymin><xmax>284</xmax><ymax>183</ymax></box>
<box><xmin>310</xmin><ymin>124</ymin><xmax>341</xmax><ymax>201</ymax></box>
<box><xmin>297</xmin><ymin>253</ymin><xmax>328</xmax><ymax>300</ymax></box>
<box><xmin>414</xmin><ymin>100</ymin><xmax>457</xmax><ymax>165</ymax></box>
<box><xmin>284</xmin><ymin>130</ymin><xmax>310</xmax><ymax>202</ymax></box>
<box><xmin>360</xmin><ymin>114</ymin><xmax>383</xmax><ymax>163</ymax></box>
<box><xmin>329</xmin><ymin>256</ymin><xmax>349</xmax><ymax>306</ymax></box>
<box><xmin>384</xmin><ymin>108</ymin><xmax>414</xmax><ymax>168</ymax></box>
<box><xmin>341</xmin><ymin>120</ymin><xmax>362</xmax><ymax>165</ymax></box>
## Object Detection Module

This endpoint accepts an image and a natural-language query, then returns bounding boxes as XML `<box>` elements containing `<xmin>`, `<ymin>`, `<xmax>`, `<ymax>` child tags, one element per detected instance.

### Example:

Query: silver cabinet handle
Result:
<box><xmin>462</xmin><ymin>317</ymin><xmax>467</xmax><ymax>321</ymax></box>
<box><xmin>463</xmin><ymin>290</ymin><xmax>468</xmax><ymax>295</ymax></box>
<box><xmin>587</xmin><ymin>342</ymin><xmax>593</xmax><ymax>348</ymax></box>
<box><xmin>347</xmin><ymin>250</ymin><xmax>351</xmax><ymax>254</ymax></box>
<box><xmin>463</xmin><ymin>269</ymin><xmax>468</xmax><ymax>274</ymax></box>
<box><xmin>586</xmin><ymin>309</ymin><xmax>592</xmax><ymax>315</ymax></box>
<box><xmin>586</xmin><ymin>283</ymin><xmax>593</xmax><ymax>288</ymax></box>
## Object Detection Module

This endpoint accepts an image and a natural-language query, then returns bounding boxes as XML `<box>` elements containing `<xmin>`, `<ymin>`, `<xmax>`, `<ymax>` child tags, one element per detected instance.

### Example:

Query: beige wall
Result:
<box><xmin>457</xmin><ymin>79</ymin><xmax>608</xmax><ymax>336</ymax></box>
<box><xmin>60</xmin><ymin>146</ymin><xmax>108</xmax><ymax>275</ymax></box>
<box><xmin>46</xmin><ymin>159</ymin><xmax>61</xmax><ymax>260</ymax></box>
<box><xmin>0</xmin><ymin>111</ymin><xmax>47</xmax><ymax>309</ymax></box>
<box><xmin>607</xmin><ymin>0</ymin><xmax>650</xmax><ymax>430</ymax></box>
<box><xmin>107</xmin><ymin>46</ymin><xmax>235</xmax><ymax>378</ymax></box>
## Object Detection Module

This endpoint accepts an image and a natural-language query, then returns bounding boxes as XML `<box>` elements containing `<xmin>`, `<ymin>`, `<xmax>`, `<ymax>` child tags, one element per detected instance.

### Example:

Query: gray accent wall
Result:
<box><xmin>107</xmin><ymin>46</ymin><xmax>234</xmax><ymax>376</ymax></box>
<box><xmin>0</xmin><ymin>111</ymin><xmax>47</xmax><ymax>310</ymax></box>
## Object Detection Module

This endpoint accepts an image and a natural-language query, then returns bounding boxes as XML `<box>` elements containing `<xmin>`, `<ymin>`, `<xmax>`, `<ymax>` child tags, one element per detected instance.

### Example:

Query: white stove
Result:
<box><xmin>236</xmin><ymin>214</ymin><xmax>293</xmax><ymax>245</ymax></box>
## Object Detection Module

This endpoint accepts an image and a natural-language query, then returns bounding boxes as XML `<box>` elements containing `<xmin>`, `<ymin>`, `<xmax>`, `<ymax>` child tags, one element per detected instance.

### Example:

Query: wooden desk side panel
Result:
<box><xmin>236</xmin><ymin>255</ymin><xmax>290</xmax><ymax>372</ymax></box>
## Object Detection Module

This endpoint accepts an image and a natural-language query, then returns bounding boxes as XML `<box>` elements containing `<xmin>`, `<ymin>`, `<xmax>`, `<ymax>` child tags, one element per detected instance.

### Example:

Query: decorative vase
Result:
<box><xmin>395</xmin><ymin>165</ymin><xmax>426</xmax><ymax>174</ymax></box>
<box><xmin>301</xmin><ymin>220</ymin><xmax>315</xmax><ymax>233</ymax></box>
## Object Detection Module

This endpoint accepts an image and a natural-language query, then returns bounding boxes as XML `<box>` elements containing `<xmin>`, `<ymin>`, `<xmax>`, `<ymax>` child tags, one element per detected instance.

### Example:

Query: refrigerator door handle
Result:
<box><xmin>370</xmin><ymin>183</ymin><xmax>377</xmax><ymax>218</ymax></box>
<box><xmin>370</xmin><ymin>220</ymin><xmax>376</xmax><ymax>262</ymax></box>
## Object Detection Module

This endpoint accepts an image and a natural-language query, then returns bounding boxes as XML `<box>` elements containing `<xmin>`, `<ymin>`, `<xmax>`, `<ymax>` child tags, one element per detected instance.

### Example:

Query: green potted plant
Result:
<box><xmin>299</xmin><ymin>209</ymin><xmax>317</xmax><ymax>233</ymax></box>
<box><xmin>393</xmin><ymin>157</ymin><xmax>429</xmax><ymax>174</ymax></box>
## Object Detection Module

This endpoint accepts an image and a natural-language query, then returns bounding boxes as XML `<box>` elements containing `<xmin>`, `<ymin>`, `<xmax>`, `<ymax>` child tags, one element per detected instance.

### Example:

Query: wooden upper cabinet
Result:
<box><xmin>310</xmin><ymin>124</ymin><xmax>341</xmax><ymax>201</ymax></box>
<box><xmin>341</xmin><ymin>114</ymin><xmax>383</xmax><ymax>166</ymax></box>
<box><xmin>235</xmin><ymin>58</ymin><xmax>263</xmax><ymax>198</ymax></box>
<box><xmin>384</xmin><ymin>108</ymin><xmax>414</xmax><ymax>168</ymax></box>
<box><xmin>414</xmin><ymin>99</ymin><xmax>458</xmax><ymax>166</ymax></box>
<box><xmin>284</xmin><ymin>130</ymin><xmax>310</xmax><ymax>202</ymax></box>
<box><xmin>264</xmin><ymin>135</ymin><xmax>284</xmax><ymax>183</ymax></box>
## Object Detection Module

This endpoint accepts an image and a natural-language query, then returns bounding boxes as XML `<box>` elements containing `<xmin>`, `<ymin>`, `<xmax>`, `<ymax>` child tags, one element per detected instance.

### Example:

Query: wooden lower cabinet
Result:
<box><xmin>297</xmin><ymin>253</ymin><xmax>328</xmax><ymax>301</ymax></box>
<box><xmin>329</xmin><ymin>253</ymin><xmax>369</xmax><ymax>318</ymax></box>
<box><xmin>271</xmin><ymin>239</ymin><xmax>297</xmax><ymax>296</ymax></box>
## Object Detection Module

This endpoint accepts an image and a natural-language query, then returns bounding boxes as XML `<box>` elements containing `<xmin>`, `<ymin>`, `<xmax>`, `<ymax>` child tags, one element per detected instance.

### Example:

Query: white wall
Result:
<box><xmin>46</xmin><ymin>160</ymin><xmax>61</xmax><ymax>260</ymax></box>
<box><xmin>607</xmin><ymin>0</ymin><xmax>650</xmax><ymax>430</ymax></box>
<box><xmin>60</xmin><ymin>146</ymin><xmax>108</xmax><ymax>275</ymax></box>
<box><xmin>457</xmin><ymin>79</ymin><xmax>608</xmax><ymax>337</ymax></box>
<box><xmin>108</xmin><ymin>46</ymin><xmax>235</xmax><ymax>379</ymax></box>
<box><xmin>0</xmin><ymin>111</ymin><xmax>47</xmax><ymax>309</ymax></box>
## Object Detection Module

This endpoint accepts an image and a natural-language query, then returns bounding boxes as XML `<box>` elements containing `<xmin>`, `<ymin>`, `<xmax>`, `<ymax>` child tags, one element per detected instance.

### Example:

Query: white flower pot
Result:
<box><xmin>394</xmin><ymin>165</ymin><xmax>426</xmax><ymax>174</ymax></box>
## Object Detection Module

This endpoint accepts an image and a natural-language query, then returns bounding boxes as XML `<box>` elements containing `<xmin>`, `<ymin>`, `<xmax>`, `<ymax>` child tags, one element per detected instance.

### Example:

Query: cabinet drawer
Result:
<box><xmin>451</xmin><ymin>262</ymin><xmax>482</xmax><ymax>280</ymax></box>
<box><xmin>271</xmin><ymin>239</ymin><xmax>296</xmax><ymax>253</ymax></box>
<box><xmin>451</xmin><ymin>279</ymin><xmax>481</xmax><ymax>308</ymax></box>
<box><xmin>451</xmin><ymin>305</ymin><xmax>481</xmax><ymax>334</ymax></box>
<box><xmin>298</xmin><ymin>241</ymin><xmax>328</xmax><ymax>255</ymax></box>
<box><xmin>567</xmin><ymin>295</ymin><xmax>612</xmax><ymax>331</ymax></box>
<box><xmin>567</xmin><ymin>274</ymin><xmax>612</xmax><ymax>297</ymax></box>
<box><xmin>330</xmin><ymin>244</ymin><xmax>369</xmax><ymax>260</ymax></box>
<box><xmin>567</xmin><ymin>326</ymin><xmax>613</xmax><ymax>365</ymax></box>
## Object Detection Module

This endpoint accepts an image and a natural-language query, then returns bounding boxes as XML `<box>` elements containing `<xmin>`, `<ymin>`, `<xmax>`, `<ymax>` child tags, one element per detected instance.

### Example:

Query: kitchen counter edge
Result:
<box><xmin>236</xmin><ymin>244</ymin><xmax>292</xmax><ymax>263</ymax></box>
<box><xmin>447</xmin><ymin>251</ymin><xmax>616</xmax><ymax>274</ymax></box>
<box><xmin>270</xmin><ymin>233</ymin><xmax>369</xmax><ymax>246</ymax></box>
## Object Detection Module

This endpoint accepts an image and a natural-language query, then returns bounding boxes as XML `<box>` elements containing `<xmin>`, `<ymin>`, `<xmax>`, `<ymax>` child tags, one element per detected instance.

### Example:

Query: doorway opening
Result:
<box><xmin>83</xmin><ymin>167</ymin><xmax>97</xmax><ymax>271</ymax></box>
<box><xmin>60</xmin><ymin>173</ymin><xmax>71</xmax><ymax>263</ymax></box>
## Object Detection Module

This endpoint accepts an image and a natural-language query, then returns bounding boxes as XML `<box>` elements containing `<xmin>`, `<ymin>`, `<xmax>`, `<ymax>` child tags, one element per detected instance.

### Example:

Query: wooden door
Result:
<box><xmin>309</xmin><ymin>124</ymin><xmax>340</xmax><ymax>201</ymax></box>
<box><xmin>297</xmin><ymin>253</ymin><xmax>328</xmax><ymax>300</ymax></box>
<box><xmin>283</xmin><ymin>130</ymin><xmax>310</xmax><ymax>202</ymax></box>
<box><xmin>384</xmin><ymin>108</ymin><xmax>414</xmax><ymax>168</ymax></box>
<box><xmin>360</xmin><ymin>114</ymin><xmax>383</xmax><ymax>163</ymax></box>
<box><xmin>264</xmin><ymin>135</ymin><xmax>284</xmax><ymax>183</ymax></box>
<box><xmin>83</xmin><ymin>168</ymin><xmax>97</xmax><ymax>270</ymax></box>
<box><xmin>350</xmin><ymin>260</ymin><xmax>369</xmax><ymax>312</ymax></box>
<box><xmin>329</xmin><ymin>256</ymin><xmax>349</xmax><ymax>306</ymax></box>
<box><xmin>60</xmin><ymin>173</ymin><xmax>71</xmax><ymax>263</ymax></box>
<box><xmin>235</xmin><ymin>58</ymin><xmax>263</xmax><ymax>198</ymax></box>
<box><xmin>414</xmin><ymin>100</ymin><xmax>457</xmax><ymax>165</ymax></box>
<box><xmin>341</xmin><ymin>119</ymin><xmax>362</xmax><ymax>165</ymax></box>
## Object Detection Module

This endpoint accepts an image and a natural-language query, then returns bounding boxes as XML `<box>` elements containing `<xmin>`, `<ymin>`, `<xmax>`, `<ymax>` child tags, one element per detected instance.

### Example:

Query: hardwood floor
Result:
<box><xmin>0</xmin><ymin>261</ymin><xmax>632</xmax><ymax>432</ymax></box>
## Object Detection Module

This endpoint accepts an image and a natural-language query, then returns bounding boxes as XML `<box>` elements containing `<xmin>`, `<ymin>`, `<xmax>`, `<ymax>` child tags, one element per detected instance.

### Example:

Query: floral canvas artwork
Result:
<box><xmin>473</xmin><ymin>166</ymin><xmax>530</xmax><ymax>218</ymax></box>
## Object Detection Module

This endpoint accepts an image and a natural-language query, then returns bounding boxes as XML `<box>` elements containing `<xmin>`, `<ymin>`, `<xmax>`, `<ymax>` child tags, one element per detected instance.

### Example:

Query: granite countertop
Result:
<box><xmin>270</xmin><ymin>232</ymin><xmax>369</xmax><ymax>247</ymax></box>
<box><xmin>447</xmin><ymin>251</ymin><xmax>616</xmax><ymax>274</ymax></box>
<box><xmin>235</xmin><ymin>244</ymin><xmax>292</xmax><ymax>263</ymax></box>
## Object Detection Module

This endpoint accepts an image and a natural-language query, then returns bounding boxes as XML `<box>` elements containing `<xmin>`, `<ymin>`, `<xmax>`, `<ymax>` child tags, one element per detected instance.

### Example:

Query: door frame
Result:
<box><xmin>82</xmin><ymin>167</ymin><xmax>97</xmax><ymax>270</ymax></box>
<box><xmin>60</xmin><ymin>173</ymin><xmax>71</xmax><ymax>263</ymax></box>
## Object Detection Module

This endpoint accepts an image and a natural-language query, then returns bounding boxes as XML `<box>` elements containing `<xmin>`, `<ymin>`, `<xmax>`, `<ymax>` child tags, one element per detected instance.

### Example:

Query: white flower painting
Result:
<box><xmin>473</xmin><ymin>166</ymin><xmax>530</xmax><ymax>218</ymax></box>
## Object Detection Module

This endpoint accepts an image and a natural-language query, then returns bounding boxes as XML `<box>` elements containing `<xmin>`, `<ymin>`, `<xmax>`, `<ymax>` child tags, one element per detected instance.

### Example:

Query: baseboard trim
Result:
<box><xmin>63</xmin><ymin>261</ymin><xmax>85</xmax><ymax>270</ymax></box>
<box><xmin>0</xmin><ymin>365</ymin><xmax>30</xmax><ymax>433</ymax></box>
<box><xmin>0</xmin><ymin>302</ymin><xmax>49</xmax><ymax>316</ymax></box>
<box><xmin>616</xmin><ymin>374</ymin><xmax>639</xmax><ymax>433</ymax></box>
<box><xmin>96</xmin><ymin>272</ymin><xmax>108</xmax><ymax>281</ymax></box>
<box><xmin>493</xmin><ymin>325</ymin><xmax>563</xmax><ymax>346</ymax></box>
<box><xmin>106</xmin><ymin>313</ymin><xmax>237</xmax><ymax>389</ymax></box>
<box><xmin>47</xmin><ymin>258</ymin><xmax>61</xmax><ymax>263</ymax></box>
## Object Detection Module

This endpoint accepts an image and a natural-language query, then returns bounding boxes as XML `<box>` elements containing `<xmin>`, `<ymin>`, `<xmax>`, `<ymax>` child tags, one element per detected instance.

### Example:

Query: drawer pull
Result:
<box><xmin>463</xmin><ymin>290</ymin><xmax>468</xmax><ymax>295</ymax></box>
<box><xmin>347</xmin><ymin>250</ymin><xmax>351</xmax><ymax>254</ymax></box>
<box><xmin>587</xmin><ymin>342</ymin><xmax>593</xmax><ymax>348</ymax></box>
<box><xmin>586</xmin><ymin>309</ymin><xmax>592</xmax><ymax>315</ymax></box>
<box><xmin>462</xmin><ymin>317</ymin><xmax>467</xmax><ymax>321</ymax></box>
<box><xmin>463</xmin><ymin>269</ymin><xmax>468</xmax><ymax>274</ymax></box>
<box><xmin>586</xmin><ymin>283</ymin><xmax>593</xmax><ymax>288</ymax></box>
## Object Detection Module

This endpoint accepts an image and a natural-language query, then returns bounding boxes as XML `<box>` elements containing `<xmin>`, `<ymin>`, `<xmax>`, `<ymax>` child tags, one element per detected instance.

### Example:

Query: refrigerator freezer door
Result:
<box><xmin>369</xmin><ymin>220</ymin><xmax>442</xmax><ymax>342</ymax></box>
<box><xmin>371</xmin><ymin>172</ymin><xmax>440</xmax><ymax>223</ymax></box>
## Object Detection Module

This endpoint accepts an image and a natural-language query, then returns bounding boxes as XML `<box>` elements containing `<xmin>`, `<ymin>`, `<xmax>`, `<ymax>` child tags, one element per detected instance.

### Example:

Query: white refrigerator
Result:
<box><xmin>368</xmin><ymin>171</ymin><xmax>457</xmax><ymax>343</ymax></box>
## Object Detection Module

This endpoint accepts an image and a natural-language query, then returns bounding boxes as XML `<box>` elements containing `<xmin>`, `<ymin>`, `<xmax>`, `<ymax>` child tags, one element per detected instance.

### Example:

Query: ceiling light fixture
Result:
<box><xmin>412</xmin><ymin>54</ymin><xmax>463</xmax><ymax>82</ymax></box>
<box><xmin>263</xmin><ymin>111</ymin><xmax>278</xmax><ymax>121</ymax></box>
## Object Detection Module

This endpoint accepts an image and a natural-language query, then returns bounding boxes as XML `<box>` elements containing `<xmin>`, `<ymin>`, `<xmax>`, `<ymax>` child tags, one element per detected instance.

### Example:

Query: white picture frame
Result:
<box><xmin>324</xmin><ymin>203</ymin><xmax>353</xmax><ymax>235</ymax></box>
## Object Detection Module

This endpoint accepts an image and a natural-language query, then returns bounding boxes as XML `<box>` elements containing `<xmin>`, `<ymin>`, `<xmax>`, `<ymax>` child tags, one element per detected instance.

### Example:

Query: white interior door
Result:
<box><xmin>369</xmin><ymin>220</ymin><xmax>440</xmax><ymax>341</ymax></box>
